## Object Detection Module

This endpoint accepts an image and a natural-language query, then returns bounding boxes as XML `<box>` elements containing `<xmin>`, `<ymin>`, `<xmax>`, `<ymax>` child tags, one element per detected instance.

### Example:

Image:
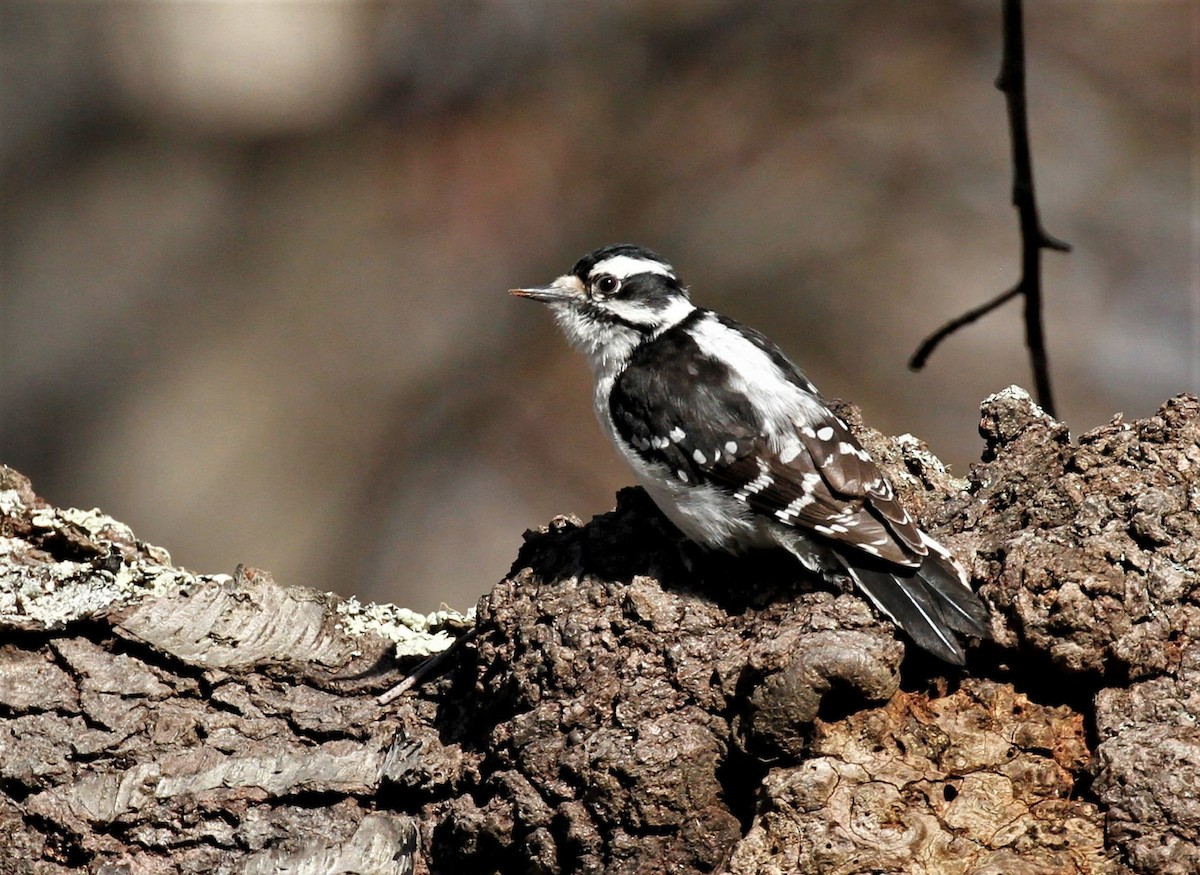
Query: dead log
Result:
<box><xmin>3</xmin><ymin>387</ymin><xmax>1198</xmax><ymax>873</ymax></box>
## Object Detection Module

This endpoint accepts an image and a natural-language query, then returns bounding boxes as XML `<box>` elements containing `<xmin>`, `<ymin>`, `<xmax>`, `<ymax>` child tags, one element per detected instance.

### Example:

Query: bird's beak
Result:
<box><xmin>509</xmin><ymin>275</ymin><xmax>583</xmax><ymax>304</ymax></box>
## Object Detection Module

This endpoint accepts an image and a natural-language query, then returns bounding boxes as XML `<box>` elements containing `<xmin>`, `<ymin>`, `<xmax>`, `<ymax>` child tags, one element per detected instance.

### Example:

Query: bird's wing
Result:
<box><xmin>795</xmin><ymin>411</ymin><xmax>926</xmax><ymax>557</ymax></box>
<box><xmin>608</xmin><ymin>330</ymin><xmax>923</xmax><ymax>566</ymax></box>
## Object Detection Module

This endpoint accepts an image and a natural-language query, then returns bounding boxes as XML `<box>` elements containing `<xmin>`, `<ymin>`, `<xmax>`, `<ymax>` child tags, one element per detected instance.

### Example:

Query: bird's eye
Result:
<box><xmin>594</xmin><ymin>275</ymin><xmax>620</xmax><ymax>296</ymax></box>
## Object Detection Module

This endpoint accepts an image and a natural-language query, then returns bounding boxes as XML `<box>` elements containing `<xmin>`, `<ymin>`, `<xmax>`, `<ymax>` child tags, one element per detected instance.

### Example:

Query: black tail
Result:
<box><xmin>839</xmin><ymin>547</ymin><xmax>990</xmax><ymax>665</ymax></box>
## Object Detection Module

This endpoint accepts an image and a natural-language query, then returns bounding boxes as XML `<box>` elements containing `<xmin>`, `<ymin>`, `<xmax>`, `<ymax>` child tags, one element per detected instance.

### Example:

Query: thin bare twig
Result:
<box><xmin>909</xmin><ymin>0</ymin><xmax>1070</xmax><ymax>417</ymax></box>
<box><xmin>376</xmin><ymin>626</ymin><xmax>480</xmax><ymax>705</ymax></box>
<box><xmin>909</xmin><ymin>284</ymin><xmax>1023</xmax><ymax>371</ymax></box>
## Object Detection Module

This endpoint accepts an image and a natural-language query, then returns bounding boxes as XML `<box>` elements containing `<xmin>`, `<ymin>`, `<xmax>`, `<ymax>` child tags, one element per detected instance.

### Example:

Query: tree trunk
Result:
<box><xmin>3</xmin><ymin>387</ymin><xmax>1197</xmax><ymax>874</ymax></box>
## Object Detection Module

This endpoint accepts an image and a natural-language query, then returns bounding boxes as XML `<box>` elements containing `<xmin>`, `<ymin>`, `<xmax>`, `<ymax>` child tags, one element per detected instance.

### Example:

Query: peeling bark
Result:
<box><xmin>3</xmin><ymin>388</ymin><xmax>1199</xmax><ymax>873</ymax></box>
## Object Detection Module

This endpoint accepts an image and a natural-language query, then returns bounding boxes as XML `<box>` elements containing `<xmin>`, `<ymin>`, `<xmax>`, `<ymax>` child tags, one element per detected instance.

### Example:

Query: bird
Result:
<box><xmin>511</xmin><ymin>243</ymin><xmax>989</xmax><ymax>664</ymax></box>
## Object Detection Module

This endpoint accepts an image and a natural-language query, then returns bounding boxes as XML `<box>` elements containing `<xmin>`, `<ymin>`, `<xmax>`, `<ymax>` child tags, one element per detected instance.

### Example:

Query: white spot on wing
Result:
<box><xmin>669</xmin><ymin>427</ymin><xmax>686</xmax><ymax>442</ymax></box>
<box><xmin>677</xmin><ymin>469</ymin><xmax>689</xmax><ymax>482</ymax></box>
<box><xmin>725</xmin><ymin>441</ymin><xmax>738</xmax><ymax>454</ymax></box>
<box><xmin>816</xmin><ymin>426</ymin><xmax>835</xmax><ymax>441</ymax></box>
<box><xmin>693</xmin><ymin>449</ymin><xmax>707</xmax><ymax>465</ymax></box>
<box><xmin>779</xmin><ymin>442</ymin><xmax>801</xmax><ymax>464</ymax></box>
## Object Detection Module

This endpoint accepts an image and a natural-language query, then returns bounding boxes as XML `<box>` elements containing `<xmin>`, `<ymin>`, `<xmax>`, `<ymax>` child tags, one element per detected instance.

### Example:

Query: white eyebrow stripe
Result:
<box><xmin>589</xmin><ymin>255</ymin><xmax>676</xmax><ymax>281</ymax></box>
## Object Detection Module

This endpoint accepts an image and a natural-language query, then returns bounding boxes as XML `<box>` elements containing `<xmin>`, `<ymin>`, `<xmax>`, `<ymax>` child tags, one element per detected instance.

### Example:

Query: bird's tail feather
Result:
<box><xmin>839</xmin><ymin>549</ymin><xmax>990</xmax><ymax>666</ymax></box>
<box><xmin>911</xmin><ymin>537</ymin><xmax>991</xmax><ymax>636</ymax></box>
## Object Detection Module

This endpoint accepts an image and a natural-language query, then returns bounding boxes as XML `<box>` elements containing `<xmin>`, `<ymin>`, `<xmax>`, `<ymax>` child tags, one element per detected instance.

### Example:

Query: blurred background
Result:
<box><xmin>1</xmin><ymin>1</ymin><xmax>1194</xmax><ymax>612</ymax></box>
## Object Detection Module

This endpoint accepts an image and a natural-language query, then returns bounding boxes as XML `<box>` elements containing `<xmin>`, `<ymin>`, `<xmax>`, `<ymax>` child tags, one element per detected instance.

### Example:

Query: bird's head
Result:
<box><xmin>511</xmin><ymin>244</ymin><xmax>694</xmax><ymax>366</ymax></box>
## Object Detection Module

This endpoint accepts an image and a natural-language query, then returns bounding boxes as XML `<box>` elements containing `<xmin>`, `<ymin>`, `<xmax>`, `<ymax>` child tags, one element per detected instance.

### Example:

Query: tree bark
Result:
<box><xmin>4</xmin><ymin>387</ymin><xmax>1198</xmax><ymax>873</ymax></box>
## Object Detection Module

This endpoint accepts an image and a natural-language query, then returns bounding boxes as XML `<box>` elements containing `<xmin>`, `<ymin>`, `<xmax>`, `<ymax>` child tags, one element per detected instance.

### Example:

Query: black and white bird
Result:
<box><xmin>512</xmin><ymin>244</ymin><xmax>989</xmax><ymax>664</ymax></box>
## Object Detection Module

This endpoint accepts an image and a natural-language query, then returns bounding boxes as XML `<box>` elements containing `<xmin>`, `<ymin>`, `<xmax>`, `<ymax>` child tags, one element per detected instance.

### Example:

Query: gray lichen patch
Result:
<box><xmin>1</xmin><ymin>473</ymin><xmax>202</xmax><ymax>631</ymax></box>
<box><xmin>0</xmin><ymin>465</ymin><xmax>472</xmax><ymax>663</ymax></box>
<box><xmin>334</xmin><ymin>597</ymin><xmax>475</xmax><ymax>658</ymax></box>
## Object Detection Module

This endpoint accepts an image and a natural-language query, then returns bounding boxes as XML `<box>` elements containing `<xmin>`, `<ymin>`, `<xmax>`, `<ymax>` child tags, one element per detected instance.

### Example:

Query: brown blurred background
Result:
<box><xmin>1</xmin><ymin>1</ymin><xmax>1194</xmax><ymax>612</ymax></box>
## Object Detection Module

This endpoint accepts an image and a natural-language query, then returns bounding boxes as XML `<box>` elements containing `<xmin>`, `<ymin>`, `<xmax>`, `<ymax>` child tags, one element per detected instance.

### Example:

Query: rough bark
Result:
<box><xmin>3</xmin><ymin>387</ymin><xmax>1199</xmax><ymax>873</ymax></box>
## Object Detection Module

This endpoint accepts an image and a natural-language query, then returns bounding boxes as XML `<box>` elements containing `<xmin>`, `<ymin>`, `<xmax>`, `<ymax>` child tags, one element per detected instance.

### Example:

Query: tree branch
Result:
<box><xmin>909</xmin><ymin>284</ymin><xmax>1023</xmax><ymax>371</ymax></box>
<box><xmin>910</xmin><ymin>0</ymin><xmax>1070</xmax><ymax>416</ymax></box>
